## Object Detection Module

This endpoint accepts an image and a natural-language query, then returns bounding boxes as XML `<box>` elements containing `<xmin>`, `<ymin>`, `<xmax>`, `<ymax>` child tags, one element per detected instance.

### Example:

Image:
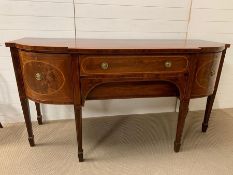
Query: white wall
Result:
<box><xmin>0</xmin><ymin>0</ymin><xmax>232</xmax><ymax>123</ymax></box>
<box><xmin>0</xmin><ymin>0</ymin><xmax>75</xmax><ymax>123</ymax></box>
<box><xmin>188</xmin><ymin>0</ymin><xmax>233</xmax><ymax>110</ymax></box>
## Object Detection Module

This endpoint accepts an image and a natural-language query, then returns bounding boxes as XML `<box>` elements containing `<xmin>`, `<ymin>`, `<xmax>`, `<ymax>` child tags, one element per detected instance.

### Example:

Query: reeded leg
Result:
<box><xmin>202</xmin><ymin>94</ymin><xmax>215</xmax><ymax>132</ymax></box>
<box><xmin>21</xmin><ymin>98</ymin><xmax>35</xmax><ymax>146</ymax></box>
<box><xmin>35</xmin><ymin>102</ymin><xmax>43</xmax><ymax>125</ymax></box>
<box><xmin>74</xmin><ymin>105</ymin><xmax>83</xmax><ymax>162</ymax></box>
<box><xmin>174</xmin><ymin>99</ymin><xmax>190</xmax><ymax>152</ymax></box>
<box><xmin>0</xmin><ymin>122</ymin><xmax>3</xmax><ymax>128</ymax></box>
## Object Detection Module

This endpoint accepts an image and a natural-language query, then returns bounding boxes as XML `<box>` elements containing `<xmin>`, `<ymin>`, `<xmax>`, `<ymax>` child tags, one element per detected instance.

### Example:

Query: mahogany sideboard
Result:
<box><xmin>5</xmin><ymin>38</ymin><xmax>230</xmax><ymax>162</ymax></box>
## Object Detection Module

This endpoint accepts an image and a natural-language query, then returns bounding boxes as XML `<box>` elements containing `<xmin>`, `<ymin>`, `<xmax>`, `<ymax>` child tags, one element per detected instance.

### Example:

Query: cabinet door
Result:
<box><xmin>19</xmin><ymin>51</ymin><xmax>73</xmax><ymax>104</ymax></box>
<box><xmin>191</xmin><ymin>52</ymin><xmax>222</xmax><ymax>98</ymax></box>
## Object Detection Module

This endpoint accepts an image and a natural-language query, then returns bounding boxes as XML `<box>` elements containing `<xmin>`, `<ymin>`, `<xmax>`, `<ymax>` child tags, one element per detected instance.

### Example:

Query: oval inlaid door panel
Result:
<box><xmin>195</xmin><ymin>60</ymin><xmax>217</xmax><ymax>88</ymax></box>
<box><xmin>191</xmin><ymin>52</ymin><xmax>221</xmax><ymax>97</ymax></box>
<box><xmin>23</xmin><ymin>61</ymin><xmax>65</xmax><ymax>95</ymax></box>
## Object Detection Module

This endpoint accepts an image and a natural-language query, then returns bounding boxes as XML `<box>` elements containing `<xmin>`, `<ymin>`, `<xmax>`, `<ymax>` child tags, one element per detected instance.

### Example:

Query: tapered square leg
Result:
<box><xmin>202</xmin><ymin>94</ymin><xmax>215</xmax><ymax>132</ymax></box>
<box><xmin>28</xmin><ymin>136</ymin><xmax>35</xmax><ymax>146</ymax></box>
<box><xmin>21</xmin><ymin>98</ymin><xmax>35</xmax><ymax>147</ymax></box>
<box><xmin>74</xmin><ymin>105</ymin><xmax>84</xmax><ymax>162</ymax></box>
<box><xmin>0</xmin><ymin>122</ymin><xmax>3</xmax><ymax>128</ymax></box>
<box><xmin>174</xmin><ymin>142</ymin><xmax>181</xmax><ymax>152</ymax></box>
<box><xmin>35</xmin><ymin>102</ymin><xmax>43</xmax><ymax>125</ymax></box>
<box><xmin>174</xmin><ymin>99</ymin><xmax>190</xmax><ymax>152</ymax></box>
<box><xmin>10</xmin><ymin>47</ymin><xmax>35</xmax><ymax>147</ymax></box>
<box><xmin>78</xmin><ymin>151</ymin><xmax>84</xmax><ymax>162</ymax></box>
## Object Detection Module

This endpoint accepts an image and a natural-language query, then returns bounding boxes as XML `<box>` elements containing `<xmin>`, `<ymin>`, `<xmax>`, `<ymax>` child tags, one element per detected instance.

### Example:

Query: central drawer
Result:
<box><xmin>80</xmin><ymin>56</ymin><xmax>188</xmax><ymax>76</ymax></box>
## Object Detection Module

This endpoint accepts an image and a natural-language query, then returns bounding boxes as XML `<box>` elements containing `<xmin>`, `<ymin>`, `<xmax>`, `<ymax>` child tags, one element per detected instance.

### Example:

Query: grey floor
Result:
<box><xmin>1</xmin><ymin>109</ymin><xmax>233</xmax><ymax>175</ymax></box>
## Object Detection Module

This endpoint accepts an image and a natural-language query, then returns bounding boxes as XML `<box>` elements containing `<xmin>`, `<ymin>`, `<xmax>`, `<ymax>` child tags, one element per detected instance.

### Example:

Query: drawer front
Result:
<box><xmin>80</xmin><ymin>56</ymin><xmax>188</xmax><ymax>76</ymax></box>
<box><xmin>19</xmin><ymin>51</ymin><xmax>73</xmax><ymax>104</ymax></box>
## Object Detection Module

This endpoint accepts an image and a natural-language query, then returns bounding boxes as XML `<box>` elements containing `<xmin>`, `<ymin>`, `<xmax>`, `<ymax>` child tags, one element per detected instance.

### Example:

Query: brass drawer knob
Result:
<box><xmin>211</xmin><ymin>70</ymin><xmax>216</xmax><ymax>76</ymax></box>
<box><xmin>101</xmin><ymin>62</ymin><xmax>109</xmax><ymax>70</ymax></box>
<box><xmin>35</xmin><ymin>73</ymin><xmax>42</xmax><ymax>81</ymax></box>
<box><xmin>164</xmin><ymin>61</ymin><xmax>172</xmax><ymax>68</ymax></box>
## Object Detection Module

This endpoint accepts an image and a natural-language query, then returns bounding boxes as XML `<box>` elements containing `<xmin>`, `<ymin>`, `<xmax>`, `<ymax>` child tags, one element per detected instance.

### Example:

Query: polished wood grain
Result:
<box><xmin>5</xmin><ymin>38</ymin><xmax>228</xmax><ymax>53</ymax></box>
<box><xmin>5</xmin><ymin>38</ymin><xmax>230</xmax><ymax>162</ymax></box>
<box><xmin>80</xmin><ymin>76</ymin><xmax>185</xmax><ymax>105</ymax></box>
<box><xmin>80</xmin><ymin>55</ymin><xmax>188</xmax><ymax>76</ymax></box>
<box><xmin>19</xmin><ymin>51</ymin><xmax>73</xmax><ymax>104</ymax></box>
<box><xmin>86</xmin><ymin>81</ymin><xmax>178</xmax><ymax>100</ymax></box>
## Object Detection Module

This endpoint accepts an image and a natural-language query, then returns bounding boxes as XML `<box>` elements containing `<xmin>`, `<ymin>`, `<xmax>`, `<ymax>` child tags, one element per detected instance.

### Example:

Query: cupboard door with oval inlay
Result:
<box><xmin>19</xmin><ymin>51</ymin><xmax>73</xmax><ymax>104</ymax></box>
<box><xmin>191</xmin><ymin>52</ymin><xmax>222</xmax><ymax>98</ymax></box>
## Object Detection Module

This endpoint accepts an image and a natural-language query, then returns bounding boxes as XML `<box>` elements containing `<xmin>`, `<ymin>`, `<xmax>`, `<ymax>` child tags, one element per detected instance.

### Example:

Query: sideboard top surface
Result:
<box><xmin>5</xmin><ymin>38</ymin><xmax>230</xmax><ymax>54</ymax></box>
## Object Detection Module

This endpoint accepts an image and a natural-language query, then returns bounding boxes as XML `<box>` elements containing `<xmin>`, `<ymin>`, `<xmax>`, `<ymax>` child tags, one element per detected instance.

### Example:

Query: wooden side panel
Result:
<box><xmin>19</xmin><ymin>51</ymin><xmax>73</xmax><ymax>104</ymax></box>
<box><xmin>191</xmin><ymin>52</ymin><xmax>222</xmax><ymax>98</ymax></box>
